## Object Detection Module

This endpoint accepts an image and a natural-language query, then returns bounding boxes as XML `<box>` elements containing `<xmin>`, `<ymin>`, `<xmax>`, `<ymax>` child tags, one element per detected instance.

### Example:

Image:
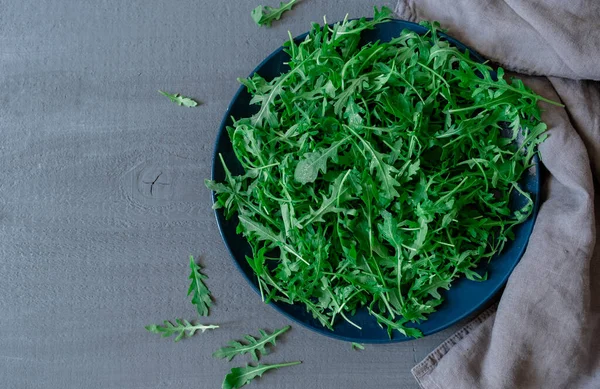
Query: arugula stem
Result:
<box><xmin>417</xmin><ymin>62</ymin><xmax>451</xmax><ymax>90</ymax></box>
<box><xmin>474</xmin><ymin>80</ymin><xmax>564</xmax><ymax>107</ymax></box>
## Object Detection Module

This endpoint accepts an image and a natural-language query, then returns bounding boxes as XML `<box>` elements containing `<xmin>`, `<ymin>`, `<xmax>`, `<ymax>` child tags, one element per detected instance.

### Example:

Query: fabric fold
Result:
<box><xmin>394</xmin><ymin>1</ymin><xmax>600</xmax><ymax>388</ymax></box>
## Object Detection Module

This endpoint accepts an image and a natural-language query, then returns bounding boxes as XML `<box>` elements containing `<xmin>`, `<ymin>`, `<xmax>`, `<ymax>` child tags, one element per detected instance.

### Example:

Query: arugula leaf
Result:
<box><xmin>222</xmin><ymin>361</ymin><xmax>301</xmax><ymax>389</ymax></box>
<box><xmin>188</xmin><ymin>255</ymin><xmax>212</xmax><ymax>316</ymax></box>
<box><xmin>251</xmin><ymin>0</ymin><xmax>298</xmax><ymax>27</ymax></box>
<box><xmin>294</xmin><ymin>137</ymin><xmax>349</xmax><ymax>184</ymax></box>
<box><xmin>296</xmin><ymin>170</ymin><xmax>355</xmax><ymax>227</ymax></box>
<box><xmin>159</xmin><ymin>90</ymin><xmax>199</xmax><ymax>107</ymax></box>
<box><xmin>145</xmin><ymin>319</ymin><xmax>218</xmax><ymax>342</ymax></box>
<box><xmin>345</xmin><ymin>125</ymin><xmax>401</xmax><ymax>202</ymax></box>
<box><xmin>213</xmin><ymin>325</ymin><xmax>291</xmax><ymax>362</ymax></box>
<box><xmin>208</xmin><ymin>7</ymin><xmax>558</xmax><ymax>338</ymax></box>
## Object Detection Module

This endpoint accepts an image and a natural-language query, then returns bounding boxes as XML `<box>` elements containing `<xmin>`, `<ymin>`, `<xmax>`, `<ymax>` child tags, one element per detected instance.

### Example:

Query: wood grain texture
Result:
<box><xmin>0</xmin><ymin>1</ymin><xmax>465</xmax><ymax>388</ymax></box>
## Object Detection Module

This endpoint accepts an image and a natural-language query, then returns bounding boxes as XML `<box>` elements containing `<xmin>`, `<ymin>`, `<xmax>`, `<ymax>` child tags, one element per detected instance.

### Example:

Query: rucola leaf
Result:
<box><xmin>213</xmin><ymin>325</ymin><xmax>291</xmax><ymax>362</ymax></box>
<box><xmin>145</xmin><ymin>319</ymin><xmax>218</xmax><ymax>342</ymax></box>
<box><xmin>222</xmin><ymin>362</ymin><xmax>301</xmax><ymax>389</ymax></box>
<box><xmin>188</xmin><ymin>256</ymin><xmax>212</xmax><ymax>316</ymax></box>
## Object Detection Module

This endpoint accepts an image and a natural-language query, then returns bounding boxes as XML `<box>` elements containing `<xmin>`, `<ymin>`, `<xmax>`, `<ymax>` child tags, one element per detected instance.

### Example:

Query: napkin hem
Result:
<box><xmin>411</xmin><ymin>304</ymin><xmax>497</xmax><ymax>388</ymax></box>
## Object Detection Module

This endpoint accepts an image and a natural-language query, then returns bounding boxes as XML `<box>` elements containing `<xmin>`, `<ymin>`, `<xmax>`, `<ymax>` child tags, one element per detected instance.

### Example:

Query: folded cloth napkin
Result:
<box><xmin>393</xmin><ymin>1</ymin><xmax>600</xmax><ymax>388</ymax></box>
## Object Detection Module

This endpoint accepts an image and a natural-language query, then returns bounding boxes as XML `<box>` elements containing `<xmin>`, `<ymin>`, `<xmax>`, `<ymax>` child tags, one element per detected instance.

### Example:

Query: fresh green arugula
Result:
<box><xmin>208</xmin><ymin>7</ymin><xmax>560</xmax><ymax>338</ymax></box>
<box><xmin>351</xmin><ymin>342</ymin><xmax>365</xmax><ymax>350</ymax></box>
<box><xmin>251</xmin><ymin>0</ymin><xmax>298</xmax><ymax>27</ymax></box>
<box><xmin>222</xmin><ymin>361</ymin><xmax>302</xmax><ymax>389</ymax></box>
<box><xmin>188</xmin><ymin>255</ymin><xmax>212</xmax><ymax>316</ymax></box>
<box><xmin>145</xmin><ymin>319</ymin><xmax>219</xmax><ymax>342</ymax></box>
<box><xmin>159</xmin><ymin>90</ymin><xmax>199</xmax><ymax>107</ymax></box>
<box><xmin>213</xmin><ymin>325</ymin><xmax>291</xmax><ymax>362</ymax></box>
<box><xmin>146</xmin><ymin>256</ymin><xmax>216</xmax><ymax>341</ymax></box>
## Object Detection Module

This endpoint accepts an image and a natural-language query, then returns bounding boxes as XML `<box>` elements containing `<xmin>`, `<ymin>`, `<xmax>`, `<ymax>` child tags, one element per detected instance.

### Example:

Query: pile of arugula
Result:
<box><xmin>207</xmin><ymin>7</ymin><xmax>559</xmax><ymax>338</ymax></box>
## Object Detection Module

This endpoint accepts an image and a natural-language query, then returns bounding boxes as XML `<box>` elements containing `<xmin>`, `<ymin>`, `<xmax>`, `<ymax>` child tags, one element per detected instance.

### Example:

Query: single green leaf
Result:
<box><xmin>159</xmin><ymin>90</ymin><xmax>199</xmax><ymax>107</ymax></box>
<box><xmin>188</xmin><ymin>255</ymin><xmax>212</xmax><ymax>316</ymax></box>
<box><xmin>238</xmin><ymin>215</ymin><xmax>309</xmax><ymax>265</ymax></box>
<box><xmin>345</xmin><ymin>125</ymin><xmax>400</xmax><ymax>201</ymax></box>
<box><xmin>251</xmin><ymin>0</ymin><xmax>298</xmax><ymax>27</ymax></box>
<box><xmin>213</xmin><ymin>325</ymin><xmax>291</xmax><ymax>362</ymax></box>
<box><xmin>145</xmin><ymin>319</ymin><xmax>218</xmax><ymax>342</ymax></box>
<box><xmin>294</xmin><ymin>137</ymin><xmax>349</xmax><ymax>184</ymax></box>
<box><xmin>351</xmin><ymin>342</ymin><xmax>365</xmax><ymax>350</ymax></box>
<box><xmin>370</xmin><ymin>311</ymin><xmax>423</xmax><ymax>339</ymax></box>
<box><xmin>296</xmin><ymin>170</ymin><xmax>354</xmax><ymax>227</ymax></box>
<box><xmin>222</xmin><ymin>361</ymin><xmax>301</xmax><ymax>389</ymax></box>
<box><xmin>343</xmin><ymin>97</ymin><xmax>365</xmax><ymax>126</ymax></box>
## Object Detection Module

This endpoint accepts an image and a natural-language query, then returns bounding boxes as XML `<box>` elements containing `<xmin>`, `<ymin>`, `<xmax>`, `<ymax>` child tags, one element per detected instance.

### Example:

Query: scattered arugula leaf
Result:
<box><xmin>145</xmin><ymin>319</ymin><xmax>219</xmax><ymax>342</ymax></box>
<box><xmin>251</xmin><ymin>0</ymin><xmax>298</xmax><ymax>27</ymax></box>
<box><xmin>188</xmin><ymin>255</ymin><xmax>212</xmax><ymax>316</ymax></box>
<box><xmin>208</xmin><ymin>7</ymin><xmax>559</xmax><ymax>339</ymax></box>
<box><xmin>222</xmin><ymin>361</ymin><xmax>301</xmax><ymax>389</ymax></box>
<box><xmin>351</xmin><ymin>342</ymin><xmax>365</xmax><ymax>350</ymax></box>
<box><xmin>159</xmin><ymin>90</ymin><xmax>199</xmax><ymax>107</ymax></box>
<box><xmin>213</xmin><ymin>325</ymin><xmax>291</xmax><ymax>362</ymax></box>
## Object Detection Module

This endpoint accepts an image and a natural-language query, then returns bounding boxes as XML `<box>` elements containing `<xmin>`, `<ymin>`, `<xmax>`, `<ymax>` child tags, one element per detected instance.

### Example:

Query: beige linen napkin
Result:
<box><xmin>393</xmin><ymin>1</ymin><xmax>600</xmax><ymax>388</ymax></box>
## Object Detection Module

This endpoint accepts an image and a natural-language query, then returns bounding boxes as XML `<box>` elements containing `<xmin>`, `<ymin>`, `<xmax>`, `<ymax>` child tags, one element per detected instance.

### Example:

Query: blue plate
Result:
<box><xmin>211</xmin><ymin>19</ymin><xmax>540</xmax><ymax>343</ymax></box>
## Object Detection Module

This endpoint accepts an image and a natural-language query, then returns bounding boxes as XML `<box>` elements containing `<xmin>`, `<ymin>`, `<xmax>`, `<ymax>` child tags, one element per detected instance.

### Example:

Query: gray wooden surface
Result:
<box><xmin>0</xmin><ymin>1</ymin><xmax>465</xmax><ymax>388</ymax></box>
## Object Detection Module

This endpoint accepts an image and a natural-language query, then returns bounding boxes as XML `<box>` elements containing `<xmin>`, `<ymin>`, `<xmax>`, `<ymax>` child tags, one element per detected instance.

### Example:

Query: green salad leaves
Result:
<box><xmin>146</xmin><ymin>256</ymin><xmax>217</xmax><ymax>341</ymax></box>
<box><xmin>208</xmin><ymin>7</ymin><xmax>558</xmax><ymax>338</ymax></box>
<box><xmin>215</xmin><ymin>326</ymin><xmax>297</xmax><ymax>388</ymax></box>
